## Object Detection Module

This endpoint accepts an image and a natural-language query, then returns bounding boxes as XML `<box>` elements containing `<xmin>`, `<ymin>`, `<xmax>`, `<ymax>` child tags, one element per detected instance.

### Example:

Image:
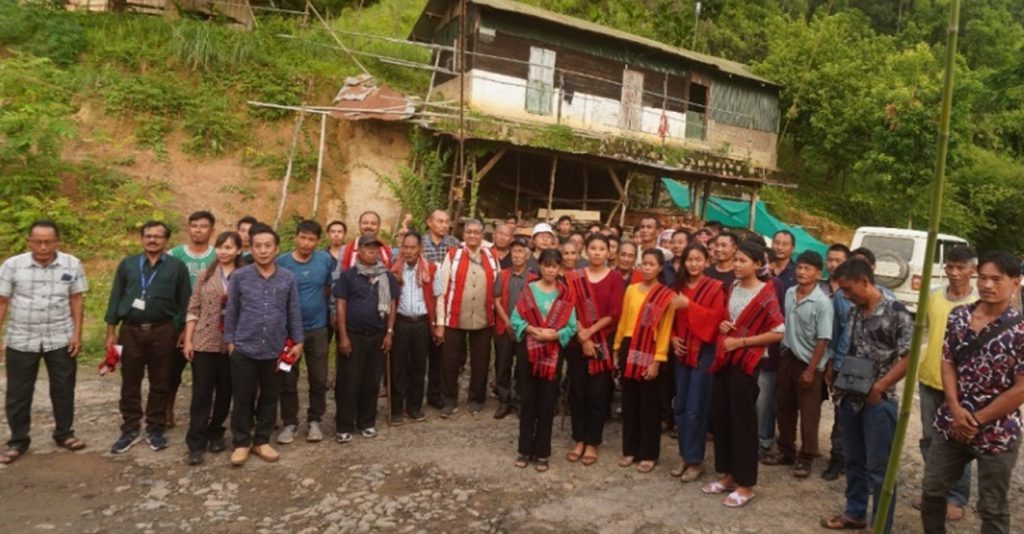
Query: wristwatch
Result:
<box><xmin>387</xmin><ymin>328</ymin><xmax>394</xmax><ymax>334</ymax></box>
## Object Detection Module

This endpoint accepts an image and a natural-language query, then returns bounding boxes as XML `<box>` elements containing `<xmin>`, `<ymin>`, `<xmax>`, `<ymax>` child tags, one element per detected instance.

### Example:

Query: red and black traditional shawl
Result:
<box><xmin>515</xmin><ymin>282</ymin><xmax>575</xmax><ymax>381</ymax></box>
<box><xmin>673</xmin><ymin>275</ymin><xmax>727</xmax><ymax>367</ymax></box>
<box><xmin>710</xmin><ymin>282</ymin><xmax>784</xmax><ymax>376</ymax></box>
<box><xmin>623</xmin><ymin>284</ymin><xmax>676</xmax><ymax>380</ymax></box>
<box><xmin>566</xmin><ymin>268</ymin><xmax>612</xmax><ymax>374</ymax></box>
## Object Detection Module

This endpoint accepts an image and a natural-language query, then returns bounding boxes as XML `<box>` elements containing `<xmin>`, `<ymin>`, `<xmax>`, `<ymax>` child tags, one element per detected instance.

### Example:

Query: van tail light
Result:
<box><xmin>912</xmin><ymin>274</ymin><xmax>922</xmax><ymax>291</ymax></box>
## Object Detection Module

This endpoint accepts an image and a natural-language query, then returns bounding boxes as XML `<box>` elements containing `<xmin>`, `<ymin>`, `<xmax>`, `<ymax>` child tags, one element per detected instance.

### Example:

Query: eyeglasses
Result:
<box><xmin>143</xmin><ymin>234</ymin><xmax>168</xmax><ymax>240</ymax></box>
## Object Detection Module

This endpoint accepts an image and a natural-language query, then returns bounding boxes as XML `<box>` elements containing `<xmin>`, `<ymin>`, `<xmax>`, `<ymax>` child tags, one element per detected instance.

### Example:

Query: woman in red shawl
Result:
<box><xmin>701</xmin><ymin>241</ymin><xmax>784</xmax><ymax>508</ymax></box>
<box><xmin>511</xmin><ymin>249</ymin><xmax>577</xmax><ymax>473</ymax></box>
<box><xmin>669</xmin><ymin>243</ymin><xmax>726</xmax><ymax>483</ymax></box>
<box><xmin>564</xmin><ymin>234</ymin><xmax>625</xmax><ymax>467</ymax></box>
<box><xmin>614</xmin><ymin>249</ymin><xmax>676</xmax><ymax>473</ymax></box>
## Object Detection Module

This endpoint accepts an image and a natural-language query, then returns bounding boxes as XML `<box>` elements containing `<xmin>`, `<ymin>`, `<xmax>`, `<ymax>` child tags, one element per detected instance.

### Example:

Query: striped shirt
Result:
<box><xmin>0</xmin><ymin>252</ymin><xmax>88</xmax><ymax>352</ymax></box>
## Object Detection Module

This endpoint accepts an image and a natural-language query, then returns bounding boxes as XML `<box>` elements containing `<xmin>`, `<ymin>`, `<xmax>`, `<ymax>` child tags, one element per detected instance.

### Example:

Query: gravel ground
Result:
<box><xmin>1</xmin><ymin>372</ymin><xmax>1021</xmax><ymax>533</ymax></box>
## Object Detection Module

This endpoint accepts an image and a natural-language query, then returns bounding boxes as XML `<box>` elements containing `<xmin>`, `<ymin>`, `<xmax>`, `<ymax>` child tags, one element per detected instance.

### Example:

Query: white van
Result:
<box><xmin>850</xmin><ymin>227</ymin><xmax>970</xmax><ymax>313</ymax></box>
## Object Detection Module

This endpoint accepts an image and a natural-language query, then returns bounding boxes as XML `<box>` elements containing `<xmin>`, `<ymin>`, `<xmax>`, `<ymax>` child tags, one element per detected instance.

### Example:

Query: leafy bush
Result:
<box><xmin>0</xmin><ymin>0</ymin><xmax>87</xmax><ymax>66</ymax></box>
<box><xmin>183</xmin><ymin>93</ymin><xmax>247</xmax><ymax>154</ymax></box>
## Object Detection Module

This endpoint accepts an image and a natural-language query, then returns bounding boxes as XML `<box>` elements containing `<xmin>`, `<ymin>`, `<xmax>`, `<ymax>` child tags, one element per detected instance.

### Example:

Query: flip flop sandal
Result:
<box><xmin>566</xmin><ymin>449</ymin><xmax>582</xmax><ymax>463</ymax></box>
<box><xmin>680</xmin><ymin>467</ymin><xmax>704</xmax><ymax>483</ymax></box>
<box><xmin>581</xmin><ymin>454</ymin><xmax>598</xmax><ymax>467</ymax></box>
<box><xmin>535</xmin><ymin>459</ymin><xmax>550</xmax><ymax>473</ymax></box>
<box><xmin>793</xmin><ymin>459</ymin><xmax>811</xmax><ymax>478</ymax></box>
<box><xmin>636</xmin><ymin>461</ymin><xmax>656</xmax><ymax>473</ymax></box>
<box><xmin>670</xmin><ymin>462</ymin><xmax>686</xmax><ymax>477</ymax></box>
<box><xmin>514</xmin><ymin>455</ymin><xmax>529</xmax><ymax>469</ymax></box>
<box><xmin>617</xmin><ymin>456</ymin><xmax>635</xmax><ymax>468</ymax></box>
<box><xmin>701</xmin><ymin>480</ymin><xmax>737</xmax><ymax>495</ymax></box>
<box><xmin>820</xmin><ymin>513</ymin><xmax>868</xmax><ymax>530</ymax></box>
<box><xmin>723</xmin><ymin>491</ymin><xmax>756</xmax><ymax>508</ymax></box>
<box><xmin>56</xmin><ymin>437</ymin><xmax>86</xmax><ymax>451</ymax></box>
<box><xmin>0</xmin><ymin>447</ymin><xmax>24</xmax><ymax>465</ymax></box>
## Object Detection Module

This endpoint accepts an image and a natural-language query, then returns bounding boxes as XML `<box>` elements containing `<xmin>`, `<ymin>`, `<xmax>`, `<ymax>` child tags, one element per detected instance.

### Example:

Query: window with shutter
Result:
<box><xmin>525</xmin><ymin>46</ymin><xmax>556</xmax><ymax>115</ymax></box>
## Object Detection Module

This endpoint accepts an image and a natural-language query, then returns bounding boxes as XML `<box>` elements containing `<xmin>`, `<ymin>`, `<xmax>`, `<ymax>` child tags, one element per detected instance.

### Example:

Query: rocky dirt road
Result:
<box><xmin>1</xmin><ymin>374</ymin><xmax>1021</xmax><ymax>533</ymax></box>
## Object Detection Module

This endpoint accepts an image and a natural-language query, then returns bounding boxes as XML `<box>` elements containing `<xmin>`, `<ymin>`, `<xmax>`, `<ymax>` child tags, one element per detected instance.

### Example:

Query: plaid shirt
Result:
<box><xmin>0</xmin><ymin>252</ymin><xmax>88</xmax><ymax>352</ymax></box>
<box><xmin>422</xmin><ymin>234</ymin><xmax>460</xmax><ymax>265</ymax></box>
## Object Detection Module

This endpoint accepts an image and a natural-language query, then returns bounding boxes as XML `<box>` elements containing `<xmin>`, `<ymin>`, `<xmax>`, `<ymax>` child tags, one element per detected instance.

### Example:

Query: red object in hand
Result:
<box><xmin>276</xmin><ymin>338</ymin><xmax>299</xmax><ymax>373</ymax></box>
<box><xmin>98</xmin><ymin>344</ymin><xmax>122</xmax><ymax>376</ymax></box>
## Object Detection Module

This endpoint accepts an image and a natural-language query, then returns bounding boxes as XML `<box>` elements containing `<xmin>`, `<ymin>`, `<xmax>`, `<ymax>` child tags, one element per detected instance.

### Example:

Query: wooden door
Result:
<box><xmin>620</xmin><ymin>68</ymin><xmax>644</xmax><ymax>131</ymax></box>
<box><xmin>525</xmin><ymin>46</ymin><xmax>556</xmax><ymax>115</ymax></box>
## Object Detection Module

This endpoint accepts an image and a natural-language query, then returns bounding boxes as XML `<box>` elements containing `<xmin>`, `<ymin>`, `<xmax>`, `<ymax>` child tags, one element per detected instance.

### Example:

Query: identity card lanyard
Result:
<box><xmin>139</xmin><ymin>255</ymin><xmax>161</xmax><ymax>300</ymax></box>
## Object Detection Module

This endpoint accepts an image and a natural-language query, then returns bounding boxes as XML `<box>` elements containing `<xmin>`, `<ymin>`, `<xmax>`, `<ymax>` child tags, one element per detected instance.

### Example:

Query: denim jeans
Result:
<box><xmin>673</xmin><ymin>345</ymin><xmax>714</xmax><ymax>464</ymax></box>
<box><xmin>838</xmin><ymin>396</ymin><xmax>898</xmax><ymax>533</ymax></box>
<box><xmin>756</xmin><ymin>368</ymin><xmax>778</xmax><ymax>449</ymax></box>
<box><xmin>918</xmin><ymin>384</ymin><xmax>972</xmax><ymax>507</ymax></box>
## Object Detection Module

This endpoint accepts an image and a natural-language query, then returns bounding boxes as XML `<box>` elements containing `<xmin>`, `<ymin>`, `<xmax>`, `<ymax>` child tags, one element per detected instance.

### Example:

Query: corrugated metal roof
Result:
<box><xmin>329</xmin><ymin>75</ymin><xmax>417</xmax><ymax>121</ymax></box>
<box><xmin>409</xmin><ymin>0</ymin><xmax>777</xmax><ymax>87</ymax></box>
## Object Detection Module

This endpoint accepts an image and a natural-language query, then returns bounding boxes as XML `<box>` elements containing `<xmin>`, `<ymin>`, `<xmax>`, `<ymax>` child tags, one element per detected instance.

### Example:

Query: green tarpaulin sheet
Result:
<box><xmin>661</xmin><ymin>178</ymin><xmax>829</xmax><ymax>259</ymax></box>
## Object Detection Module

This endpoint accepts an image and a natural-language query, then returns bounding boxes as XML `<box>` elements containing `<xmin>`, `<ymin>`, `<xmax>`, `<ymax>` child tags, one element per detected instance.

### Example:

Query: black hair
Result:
<box><xmin>705</xmin><ymin>221</ymin><xmax>723</xmax><ymax>232</ymax></box>
<box><xmin>237</xmin><ymin>215</ymin><xmax>258</xmax><ymax>229</ymax></box>
<box><xmin>28</xmin><ymin>219</ymin><xmax>60</xmax><ymax>239</ymax></box>
<box><xmin>850</xmin><ymin>247</ymin><xmax>876</xmax><ymax>267</ymax></box>
<box><xmin>585</xmin><ymin>233</ymin><xmax>610</xmax><ymax>249</ymax></box>
<box><xmin>402</xmin><ymin>231</ymin><xmax>422</xmax><ymax>245</ymax></box>
<box><xmin>978</xmin><ymin>251</ymin><xmax>1021</xmax><ymax>278</ymax></box>
<box><xmin>295</xmin><ymin>219</ymin><xmax>323</xmax><ymax>238</ymax></box>
<box><xmin>248</xmin><ymin>223</ymin><xmax>279</xmax><ymax>245</ymax></box>
<box><xmin>538</xmin><ymin>248</ymin><xmax>563</xmax><ymax>267</ymax></box>
<box><xmin>796</xmin><ymin>250</ymin><xmax>824</xmax><ymax>271</ymax></box>
<box><xmin>946</xmin><ymin>244</ymin><xmax>977</xmax><ymax>264</ymax></box>
<box><xmin>141</xmin><ymin>220</ymin><xmax>170</xmax><ymax>238</ymax></box>
<box><xmin>588</xmin><ymin>223</ymin><xmax>603</xmax><ymax>233</ymax></box>
<box><xmin>736</xmin><ymin>241</ymin><xmax>768</xmax><ymax>266</ymax></box>
<box><xmin>716</xmin><ymin>231</ymin><xmax>739</xmax><ymax>247</ymax></box>
<box><xmin>609</xmin><ymin>225</ymin><xmax>623</xmax><ymax>235</ymax></box>
<box><xmin>641</xmin><ymin>248</ymin><xmax>668</xmax><ymax>284</ymax></box>
<box><xmin>557</xmin><ymin>215</ymin><xmax>573</xmax><ymax>224</ymax></box>
<box><xmin>188</xmin><ymin>210</ymin><xmax>216</xmax><ymax>226</ymax></box>
<box><xmin>202</xmin><ymin>231</ymin><xmax>243</xmax><ymax>282</ymax></box>
<box><xmin>558</xmin><ymin>236</ymin><xmax>571</xmax><ymax>246</ymax></box>
<box><xmin>326</xmin><ymin>220</ymin><xmax>347</xmax><ymax>234</ymax></box>
<box><xmin>834</xmin><ymin>258</ymin><xmax>876</xmax><ymax>285</ymax></box>
<box><xmin>674</xmin><ymin>243</ymin><xmax>711</xmax><ymax>290</ymax></box>
<box><xmin>672</xmin><ymin>229</ymin><xmax>691</xmax><ymax>241</ymax></box>
<box><xmin>640</xmin><ymin>215</ymin><xmax>660</xmax><ymax>228</ymax></box>
<box><xmin>827</xmin><ymin>243</ymin><xmax>851</xmax><ymax>258</ymax></box>
<box><xmin>773</xmin><ymin>229</ymin><xmax>796</xmax><ymax>246</ymax></box>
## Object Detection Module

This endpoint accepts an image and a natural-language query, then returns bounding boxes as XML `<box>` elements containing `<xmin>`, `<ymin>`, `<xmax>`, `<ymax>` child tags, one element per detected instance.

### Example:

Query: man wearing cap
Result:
<box><xmin>333</xmin><ymin>234</ymin><xmax>399</xmax><ymax>442</ymax></box>
<box><xmin>527</xmin><ymin>223</ymin><xmax>557</xmax><ymax>274</ymax></box>
<box><xmin>434</xmin><ymin>219</ymin><xmax>500</xmax><ymax>417</ymax></box>
<box><xmin>338</xmin><ymin>211</ymin><xmax>393</xmax><ymax>270</ymax></box>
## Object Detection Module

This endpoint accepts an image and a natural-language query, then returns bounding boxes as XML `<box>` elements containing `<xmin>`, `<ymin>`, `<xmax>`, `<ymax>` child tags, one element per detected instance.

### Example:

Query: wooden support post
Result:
<box><xmin>582</xmin><ymin>166</ymin><xmax>589</xmax><ymax>210</ymax></box>
<box><xmin>748</xmin><ymin>186</ymin><xmax>760</xmax><ymax>230</ymax></box>
<box><xmin>688</xmin><ymin>180</ymin><xmax>698</xmax><ymax>219</ymax></box>
<box><xmin>312</xmin><ymin>113</ymin><xmax>327</xmax><ymax>218</ymax></box>
<box><xmin>546</xmin><ymin>156</ymin><xmax>559</xmax><ymax>222</ymax></box>
<box><xmin>700</xmin><ymin>180</ymin><xmax>711</xmax><ymax>223</ymax></box>
<box><xmin>474</xmin><ymin>148</ymin><xmax>506</xmax><ymax>182</ymax></box>
<box><xmin>514</xmin><ymin>152</ymin><xmax>521</xmax><ymax>215</ymax></box>
<box><xmin>651</xmin><ymin>176</ymin><xmax>662</xmax><ymax>208</ymax></box>
<box><xmin>274</xmin><ymin>107</ymin><xmax>306</xmax><ymax>230</ymax></box>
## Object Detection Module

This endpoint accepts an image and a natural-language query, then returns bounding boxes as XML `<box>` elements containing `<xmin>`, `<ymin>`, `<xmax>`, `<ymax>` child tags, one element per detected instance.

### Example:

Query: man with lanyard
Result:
<box><xmin>492</xmin><ymin>237</ymin><xmax>535</xmax><ymax>419</ymax></box>
<box><xmin>166</xmin><ymin>210</ymin><xmax>216</xmax><ymax>427</ymax></box>
<box><xmin>759</xmin><ymin>229</ymin><xmax>797</xmax><ymax>458</ymax></box>
<box><xmin>821</xmin><ymin>243</ymin><xmax>853</xmax><ymax>481</ymax></box>
<box><xmin>434</xmin><ymin>219</ymin><xmax>500</xmax><ymax>417</ymax></box>
<box><xmin>0</xmin><ymin>221</ymin><xmax>88</xmax><ymax>464</ymax></box>
<box><xmin>105</xmin><ymin>221</ymin><xmax>191</xmax><ymax>454</ymax></box>
<box><xmin>916</xmin><ymin>245</ymin><xmax>978</xmax><ymax>522</ymax></box>
<box><xmin>276</xmin><ymin>220</ymin><xmax>336</xmax><ymax>444</ymax></box>
<box><xmin>333</xmin><ymin>235</ymin><xmax>398</xmax><ymax>442</ymax></box>
<box><xmin>388</xmin><ymin>232</ymin><xmax>435</xmax><ymax>425</ymax></box>
<box><xmin>920</xmin><ymin>251</ymin><xmax>1024</xmax><ymax>534</ymax></box>
<box><xmin>338</xmin><ymin>211</ymin><xmax>393</xmax><ymax>270</ymax></box>
<box><xmin>421</xmin><ymin>209</ymin><xmax>460</xmax><ymax>409</ymax></box>
<box><xmin>821</xmin><ymin>258</ymin><xmax>912</xmax><ymax>533</ymax></box>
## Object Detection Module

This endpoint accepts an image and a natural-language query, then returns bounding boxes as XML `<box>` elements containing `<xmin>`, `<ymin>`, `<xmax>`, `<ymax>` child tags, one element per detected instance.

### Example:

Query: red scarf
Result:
<box><xmin>674</xmin><ymin>276</ymin><xmax>726</xmax><ymax>367</ymax></box>
<box><xmin>341</xmin><ymin>241</ymin><xmax>392</xmax><ymax>270</ymax></box>
<box><xmin>711</xmin><ymin>282</ymin><xmax>784</xmax><ymax>376</ymax></box>
<box><xmin>623</xmin><ymin>284</ymin><xmax>675</xmax><ymax>380</ymax></box>
<box><xmin>495</xmin><ymin>267</ymin><xmax>537</xmax><ymax>336</ymax></box>
<box><xmin>566</xmin><ymin>268</ymin><xmax>613</xmax><ymax>375</ymax></box>
<box><xmin>442</xmin><ymin>246</ymin><xmax>498</xmax><ymax>328</ymax></box>
<box><xmin>516</xmin><ymin>281</ymin><xmax>575</xmax><ymax>381</ymax></box>
<box><xmin>390</xmin><ymin>256</ymin><xmax>437</xmax><ymax>324</ymax></box>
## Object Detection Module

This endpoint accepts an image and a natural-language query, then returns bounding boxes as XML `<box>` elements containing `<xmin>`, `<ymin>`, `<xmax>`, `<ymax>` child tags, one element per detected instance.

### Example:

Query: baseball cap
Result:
<box><xmin>357</xmin><ymin>234</ymin><xmax>383</xmax><ymax>247</ymax></box>
<box><xmin>532</xmin><ymin>223</ymin><xmax>554</xmax><ymax>237</ymax></box>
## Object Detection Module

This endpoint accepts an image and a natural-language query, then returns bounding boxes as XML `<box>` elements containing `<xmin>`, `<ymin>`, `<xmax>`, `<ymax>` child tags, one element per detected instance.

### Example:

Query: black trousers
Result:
<box><xmin>280</xmin><ymin>327</ymin><xmax>330</xmax><ymax>425</ymax></box>
<box><xmin>659</xmin><ymin>354</ymin><xmax>676</xmax><ymax>428</ymax></box>
<box><xmin>230</xmin><ymin>353</ymin><xmax>280</xmax><ymax>447</ymax></box>
<box><xmin>493</xmin><ymin>330</ymin><xmax>519</xmax><ymax>406</ymax></box>
<box><xmin>517</xmin><ymin>343</ymin><xmax>560</xmax><ymax>459</ymax></box>
<box><xmin>565</xmin><ymin>344</ymin><xmax>612</xmax><ymax>446</ymax></box>
<box><xmin>185</xmin><ymin>351</ymin><xmax>232</xmax><ymax>452</ymax></box>
<box><xmin>427</xmin><ymin>340</ymin><xmax>444</xmax><ymax>407</ymax></box>
<box><xmin>118</xmin><ymin>322</ymin><xmax>175</xmax><ymax>434</ymax></box>
<box><xmin>441</xmin><ymin>327</ymin><xmax>492</xmax><ymax>407</ymax></box>
<box><xmin>335</xmin><ymin>331</ymin><xmax>384</xmax><ymax>433</ymax></box>
<box><xmin>391</xmin><ymin>317</ymin><xmax>430</xmax><ymax>415</ymax></box>
<box><xmin>618</xmin><ymin>342</ymin><xmax>662</xmax><ymax>462</ymax></box>
<box><xmin>5</xmin><ymin>346</ymin><xmax>77</xmax><ymax>450</ymax></box>
<box><xmin>712</xmin><ymin>363</ymin><xmax>761</xmax><ymax>487</ymax></box>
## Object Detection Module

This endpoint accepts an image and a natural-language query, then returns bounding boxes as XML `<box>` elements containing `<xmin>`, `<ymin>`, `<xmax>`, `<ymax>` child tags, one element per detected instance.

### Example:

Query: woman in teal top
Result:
<box><xmin>512</xmin><ymin>249</ymin><xmax>577</xmax><ymax>472</ymax></box>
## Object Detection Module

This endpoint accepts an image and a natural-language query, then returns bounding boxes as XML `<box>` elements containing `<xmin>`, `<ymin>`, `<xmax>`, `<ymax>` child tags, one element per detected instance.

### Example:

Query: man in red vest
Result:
<box><xmin>339</xmin><ymin>211</ymin><xmax>392</xmax><ymax>270</ymax></box>
<box><xmin>492</xmin><ymin>237</ymin><xmax>536</xmax><ymax>419</ymax></box>
<box><xmin>388</xmin><ymin>231</ymin><xmax>437</xmax><ymax>424</ymax></box>
<box><xmin>434</xmin><ymin>220</ymin><xmax>500</xmax><ymax>417</ymax></box>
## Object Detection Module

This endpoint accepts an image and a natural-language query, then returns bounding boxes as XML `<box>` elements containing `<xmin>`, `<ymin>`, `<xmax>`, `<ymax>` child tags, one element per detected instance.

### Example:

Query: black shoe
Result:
<box><xmin>406</xmin><ymin>410</ymin><xmax>427</xmax><ymax>422</ymax></box>
<box><xmin>821</xmin><ymin>459</ymin><xmax>845</xmax><ymax>481</ymax></box>
<box><xmin>494</xmin><ymin>404</ymin><xmax>513</xmax><ymax>420</ymax></box>
<box><xmin>427</xmin><ymin>399</ymin><xmax>444</xmax><ymax>410</ymax></box>
<box><xmin>208</xmin><ymin>438</ymin><xmax>226</xmax><ymax>453</ymax></box>
<box><xmin>186</xmin><ymin>450</ymin><xmax>204</xmax><ymax>466</ymax></box>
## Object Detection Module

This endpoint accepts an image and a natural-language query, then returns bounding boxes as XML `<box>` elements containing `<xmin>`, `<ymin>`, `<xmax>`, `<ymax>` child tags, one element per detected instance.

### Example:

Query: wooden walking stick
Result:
<box><xmin>385</xmin><ymin>345</ymin><xmax>393</xmax><ymax>426</ymax></box>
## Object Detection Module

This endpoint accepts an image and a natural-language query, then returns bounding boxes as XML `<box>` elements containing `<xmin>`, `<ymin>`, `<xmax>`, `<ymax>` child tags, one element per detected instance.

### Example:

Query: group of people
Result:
<box><xmin>1</xmin><ymin>209</ymin><xmax>1022</xmax><ymax>534</ymax></box>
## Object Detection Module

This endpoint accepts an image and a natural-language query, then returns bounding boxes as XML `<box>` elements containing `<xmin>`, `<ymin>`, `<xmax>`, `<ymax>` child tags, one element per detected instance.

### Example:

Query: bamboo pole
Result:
<box><xmin>274</xmin><ymin>108</ymin><xmax>306</xmax><ymax>230</ymax></box>
<box><xmin>312</xmin><ymin>113</ymin><xmax>327</xmax><ymax>218</ymax></box>
<box><xmin>546</xmin><ymin>156</ymin><xmax>558</xmax><ymax>222</ymax></box>
<box><xmin>873</xmin><ymin>0</ymin><xmax>960</xmax><ymax>531</ymax></box>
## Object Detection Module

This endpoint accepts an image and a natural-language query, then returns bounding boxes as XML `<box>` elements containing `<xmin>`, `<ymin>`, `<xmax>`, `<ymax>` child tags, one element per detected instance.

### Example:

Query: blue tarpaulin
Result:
<box><xmin>661</xmin><ymin>178</ymin><xmax>829</xmax><ymax>258</ymax></box>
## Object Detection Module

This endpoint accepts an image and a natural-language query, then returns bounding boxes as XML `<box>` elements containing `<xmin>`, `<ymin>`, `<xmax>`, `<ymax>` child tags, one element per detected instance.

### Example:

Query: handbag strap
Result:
<box><xmin>953</xmin><ymin>313</ymin><xmax>1024</xmax><ymax>365</ymax></box>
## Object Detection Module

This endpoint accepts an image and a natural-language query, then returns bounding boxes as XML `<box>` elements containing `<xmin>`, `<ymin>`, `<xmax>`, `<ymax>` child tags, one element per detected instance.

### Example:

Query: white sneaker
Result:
<box><xmin>336</xmin><ymin>432</ymin><xmax>353</xmax><ymax>444</ymax></box>
<box><xmin>277</xmin><ymin>424</ymin><xmax>297</xmax><ymax>444</ymax></box>
<box><xmin>306</xmin><ymin>422</ymin><xmax>324</xmax><ymax>442</ymax></box>
<box><xmin>361</xmin><ymin>427</ymin><xmax>378</xmax><ymax>438</ymax></box>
